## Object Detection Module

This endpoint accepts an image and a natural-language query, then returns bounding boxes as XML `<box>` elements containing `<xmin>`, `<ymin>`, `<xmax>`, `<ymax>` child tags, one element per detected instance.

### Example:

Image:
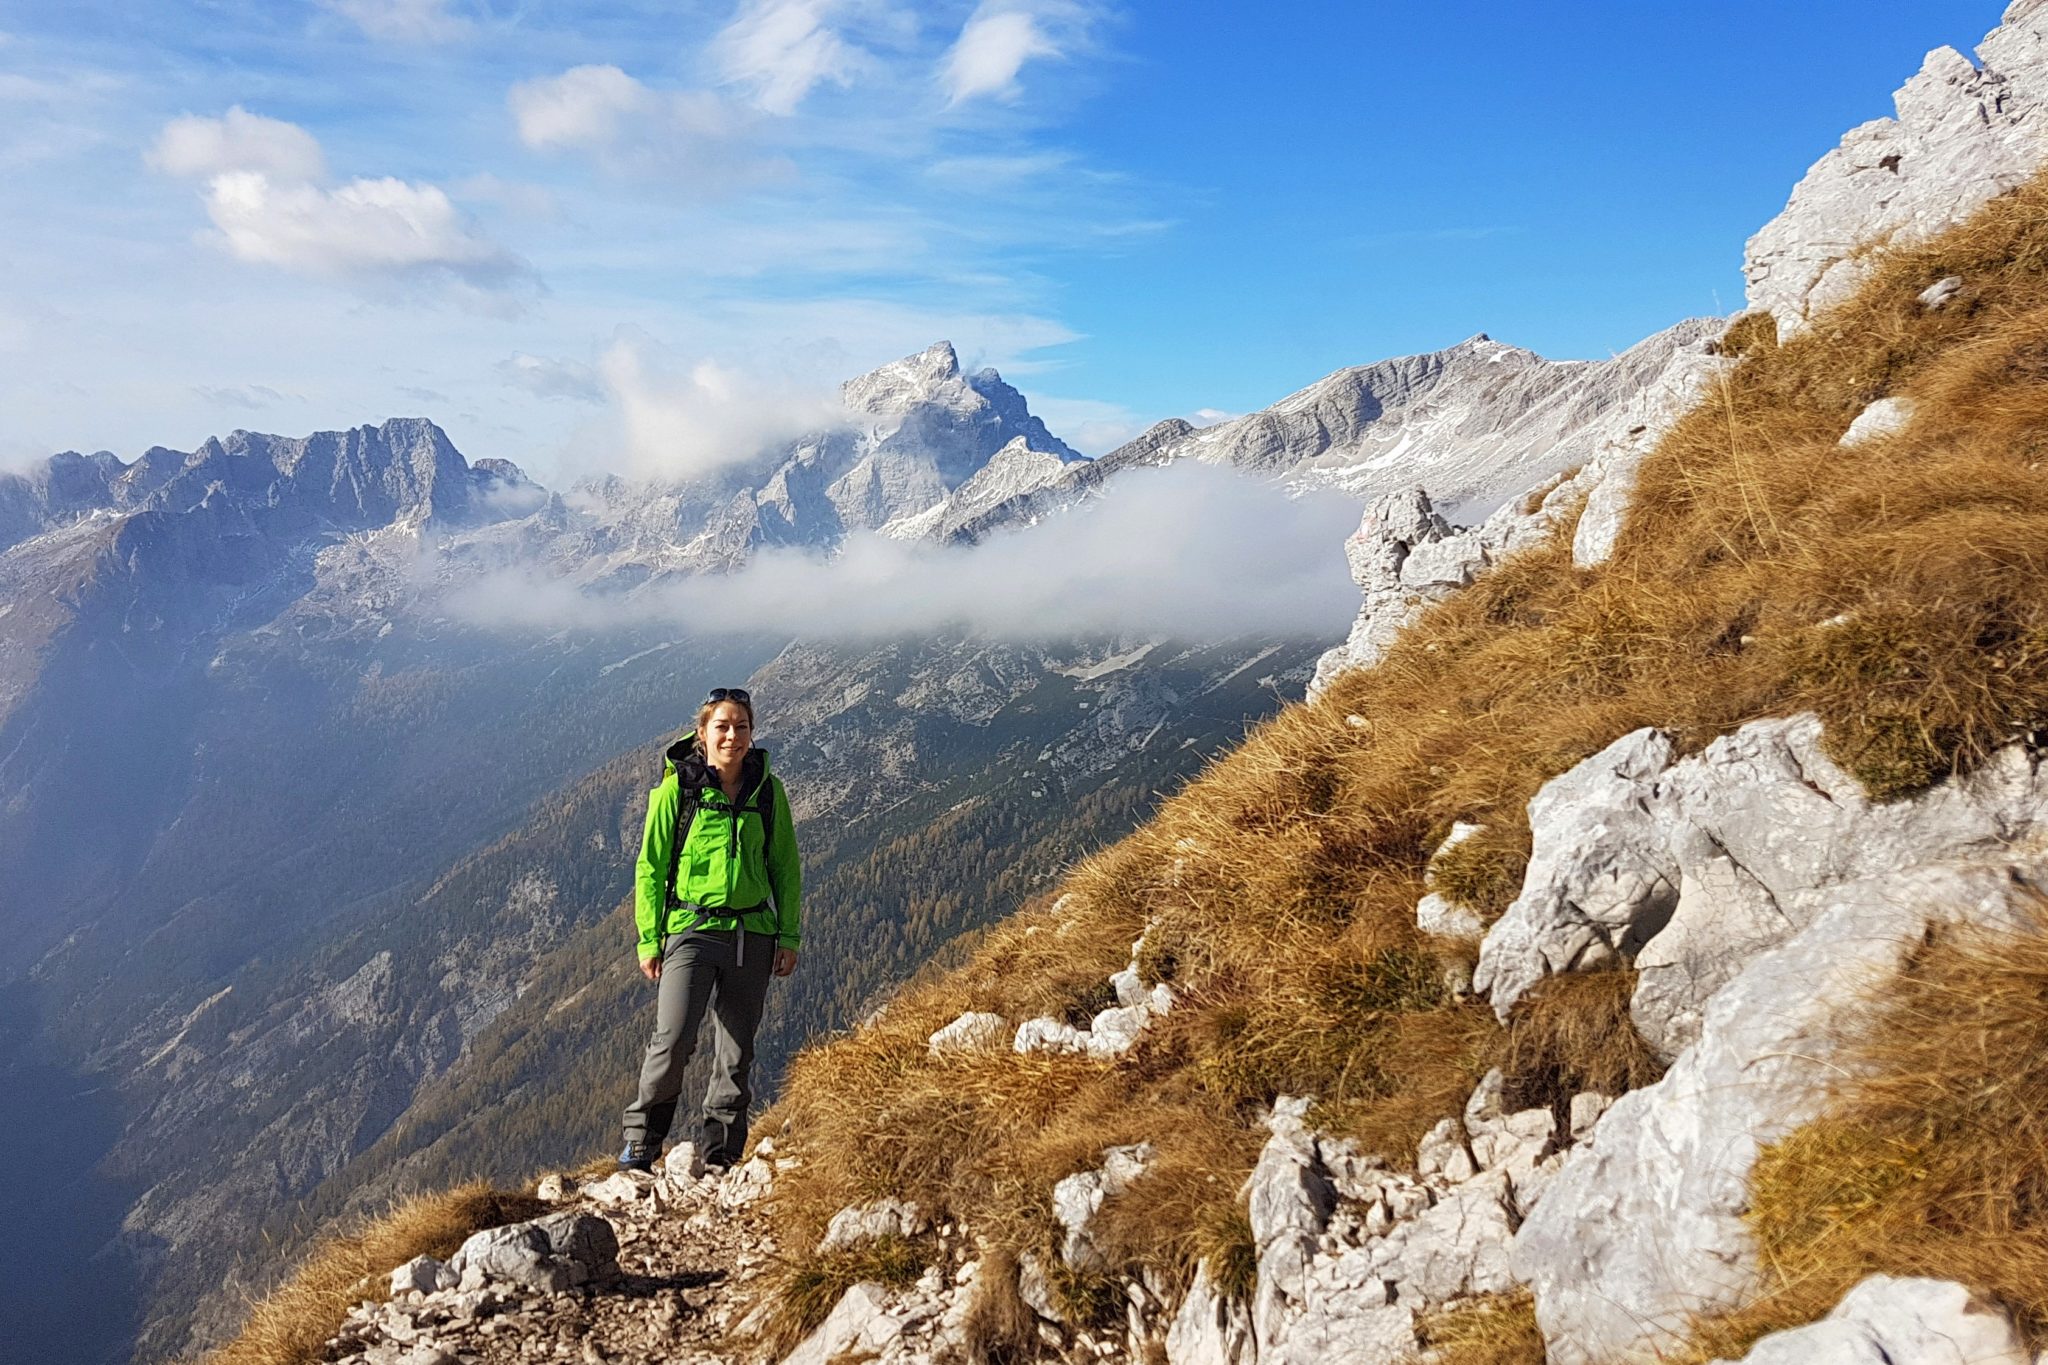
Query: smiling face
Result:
<box><xmin>697</xmin><ymin>700</ymin><xmax>754</xmax><ymax>772</ymax></box>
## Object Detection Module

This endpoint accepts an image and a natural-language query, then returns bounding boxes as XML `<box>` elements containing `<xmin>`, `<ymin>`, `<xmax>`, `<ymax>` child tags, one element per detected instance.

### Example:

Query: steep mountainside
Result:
<box><xmin>204</xmin><ymin>8</ymin><xmax>2048</xmax><ymax>1365</ymax></box>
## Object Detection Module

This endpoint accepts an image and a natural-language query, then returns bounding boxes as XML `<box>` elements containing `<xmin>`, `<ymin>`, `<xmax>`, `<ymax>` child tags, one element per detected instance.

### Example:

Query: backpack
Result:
<box><xmin>662</xmin><ymin>759</ymin><xmax>777</xmax><ymax>912</ymax></box>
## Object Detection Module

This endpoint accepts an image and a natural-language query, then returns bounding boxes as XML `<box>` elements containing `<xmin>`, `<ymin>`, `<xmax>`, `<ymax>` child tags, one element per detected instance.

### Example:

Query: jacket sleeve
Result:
<box><xmin>767</xmin><ymin>776</ymin><xmax>803</xmax><ymax>952</ymax></box>
<box><xmin>634</xmin><ymin>777</ymin><xmax>678</xmax><ymax>962</ymax></box>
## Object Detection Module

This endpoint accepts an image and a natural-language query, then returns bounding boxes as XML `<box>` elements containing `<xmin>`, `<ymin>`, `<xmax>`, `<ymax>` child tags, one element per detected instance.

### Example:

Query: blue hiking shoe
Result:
<box><xmin>618</xmin><ymin>1139</ymin><xmax>659</xmax><ymax>1174</ymax></box>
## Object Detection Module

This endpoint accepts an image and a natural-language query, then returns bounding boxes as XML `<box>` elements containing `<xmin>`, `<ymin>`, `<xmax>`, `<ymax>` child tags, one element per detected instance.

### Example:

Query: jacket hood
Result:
<box><xmin>665</xmin><ymin>734</ymin><xmax>770</xmax><ymax>790</ymax></box>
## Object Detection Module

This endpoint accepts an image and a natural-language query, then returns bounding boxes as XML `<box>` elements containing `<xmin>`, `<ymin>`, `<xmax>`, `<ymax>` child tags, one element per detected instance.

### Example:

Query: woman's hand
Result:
<box><xmin>640</xmin><ymin>955</ymin><xmax>661</xmax><ymax>983</ymax></box>
<box><xmin>772</xmin><ymin>948</ymin><xmax>798</xmax><ymax>978</ymax></box>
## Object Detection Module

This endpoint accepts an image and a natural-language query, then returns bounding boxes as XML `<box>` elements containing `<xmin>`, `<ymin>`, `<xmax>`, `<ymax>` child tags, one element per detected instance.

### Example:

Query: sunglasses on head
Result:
<box><xmin>706</xmin><ymin>687</ymin><xmax>752</xmax><ymax>705</ymax></box>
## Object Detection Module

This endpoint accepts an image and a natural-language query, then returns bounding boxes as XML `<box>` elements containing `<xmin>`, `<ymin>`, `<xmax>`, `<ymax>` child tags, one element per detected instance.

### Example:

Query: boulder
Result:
<box><xmin>1475</xmin><ymin>717</ymin><xmax>2048</xmax><ymax>1059</ymax></box>
<box><xmin>1013</xmin><ymin>1016</ymin><xmax>1091</xmax><ymax>1055</ymax></box>
<box><xmin>445</xmin><ymin>1211</ymin><xmax>617</xmax><ymax>1295</ymax></box>
<box><xmin>1512</xmin><ymin>857</ymin><xmax>2045</xmax><ymax>1364</ymax></box>
<box><xmin>1710</xmin><ymin>1275</ymin><xmax>2029</xmax><ymax>1365</ymax></box>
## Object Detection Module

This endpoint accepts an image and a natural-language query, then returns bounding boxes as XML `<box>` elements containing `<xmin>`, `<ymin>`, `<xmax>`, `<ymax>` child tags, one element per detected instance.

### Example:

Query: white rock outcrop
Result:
<box><xmin>1709</xmin><ymin>1275</ymin><xmax>2030</xmax><ymax>1365</ymax></box>
<box><xmin>1475</xmin><ymin>717</ymin><xmax>2048</xmax><ymax>1060</ymax></box>
<box><xmin>1745</xmin><ymin>0</ymin><xmax>2048</xmax><ymax>335</ymax></box>
<box><xmin>1512</xmin><ymin>856</ymin><xmax>2048</xmax><ymax>1364</ymax></box>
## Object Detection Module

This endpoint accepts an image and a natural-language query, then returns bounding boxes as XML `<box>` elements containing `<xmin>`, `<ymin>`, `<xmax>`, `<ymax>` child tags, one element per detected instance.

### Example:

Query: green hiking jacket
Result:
<box><xmin>634</xmin><ymin>736</ymin><xmax>802</xmax><ymax>962</ymax></box>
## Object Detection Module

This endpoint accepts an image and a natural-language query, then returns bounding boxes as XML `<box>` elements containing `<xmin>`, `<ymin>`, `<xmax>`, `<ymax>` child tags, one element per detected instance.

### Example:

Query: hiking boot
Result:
<box><xmin>618</xmin><ymin>1139</ymin><xmax>660</xmax><ymax>1174</ymax></box>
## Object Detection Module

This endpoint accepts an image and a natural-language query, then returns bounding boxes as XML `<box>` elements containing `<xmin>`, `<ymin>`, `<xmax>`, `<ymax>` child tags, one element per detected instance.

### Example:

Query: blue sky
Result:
<box><xmin>0</xmin><ymin>0</ymin><xmax>2003</xmax><ymax>481</ymax></box>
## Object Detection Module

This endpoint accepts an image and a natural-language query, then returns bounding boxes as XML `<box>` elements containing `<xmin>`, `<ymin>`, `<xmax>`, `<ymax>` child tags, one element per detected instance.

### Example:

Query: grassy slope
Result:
<box><xmin>758</xmin><ymin>173</ymin><xmax>2048</xmax><ymax>1353</ymax></box>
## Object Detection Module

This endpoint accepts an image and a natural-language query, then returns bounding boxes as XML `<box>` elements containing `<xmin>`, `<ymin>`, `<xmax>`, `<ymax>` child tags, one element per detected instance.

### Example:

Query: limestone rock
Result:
<box><xmin>780</xmin><ymin>1281</ymin><xmax>930</xmax><ymax>1365</ymax></box>
<box><xmin>1631</xmin><ymin>717</ymin><xmax>2048</xmax><ymax>1058</ymax></box>
<box><xmin>582</xmin><ymin>1171</ymin><xmax>651</xmax><ymax>1207</ymax></box>
<box><xmin>1745</xmin><ymin>2</ymin><xmax>2048</xmax><ymax>335</ymax></box>
<box><xmin>1839</xmin><ymin>396</ymin><xmax>1916</xmax><ymax>446</ymax></box>
<box><xmin>1919</xmin><ymin>274</ymin><xmax>1965</xmax><ymax>309</ymax></box>
<box><xmin>927</xmin><ymin>1010</ymin><xmax>1008</xmax><ymax>1056</ymax></box>
<box><xmin>659</xmin><ymin>1141</ymin><xmax>706</xmax><ymax>1184</ymax></box>
<box><xmin>445</xmin><ymin>1211</ymin><xmax>618</xmax><ymax>1295</ymax></box>
<box><xmin>1710</xmin><ymin>1275</ymin><xmax>2029</xmax><ymax>1365</ymax></box>
<box><xmin>1013</xmin><ymin>1016</ymin><xmax>1091</xmax><ymax>1055</ymax></box>
<box><xmin>1472</xmin><ymin>728</ymin><xmax>1680</xmax><ymax>1015</ymax></box>
<box><xmin>389</xmin><ymin>1255</ymin><xmax>449</xmax><ymax>1297</ymax></box>
<box><xmin>1165</xmin><ymin>1260</ymin><xmax>1255</xmax><ymax>1365</ymax></box>
<box><xmin>1368</xmin><ymin>1169</ymin><xmax>1519</xmax><ymax>1305</ymax></box>
<box><xmin>1248</xmin><ymin>1097</ymin><xmax>1337</xmax><ymax>1349</ymax></box>
<box><xmin>819</xmin><ymin>1197</ymin><xmax>929</xmax><ymax>1254</ymax></box>
<box><xmin>1477</xmin><ymin>716</ymin><xmax>2048</xmax><ymax>1057</ymax></box>
<box><xmin>1086</xmin><ymin>1003</ymin><xmax>1153</xmax><ymax>1058</ymax></box>
<box><xmin>1512</xmin><ymin>857</ymin><xmax>2046</xmax><ymax>1364</ymax></box>
<box><xmin>1053</xmin><ymin>1144</ymin><xmax>1154</xmax><ymax>1270</ymax></box>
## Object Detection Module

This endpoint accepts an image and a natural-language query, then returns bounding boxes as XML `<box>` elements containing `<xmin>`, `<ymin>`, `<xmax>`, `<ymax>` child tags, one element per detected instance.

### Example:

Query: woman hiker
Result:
<box><xmin>620</xmin><ymin>687</ymin><xmax>801</xmax><ymax>1174</ymax></box>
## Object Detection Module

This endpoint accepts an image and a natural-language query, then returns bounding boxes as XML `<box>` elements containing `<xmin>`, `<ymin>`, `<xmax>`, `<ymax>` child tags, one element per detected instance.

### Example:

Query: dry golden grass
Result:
<box><xmin>200</xmin><ymin>1184</ymin><xmax>546</xmax><ymax>1365</ymax></box>
<box><xmin>761</xmin><ymin>172</ymin><xmax>2048</xmax><ymax>1322</ymax></box>
<box><xmin>1417</xmin><ymin>1290</ymin><xmax>1547</xmax><ymax>1364</ymax></box>
<box><xmin>1674</xmin><ymin>911</ymin><xmax>2048</xmax><ymax>1361</ymax></box>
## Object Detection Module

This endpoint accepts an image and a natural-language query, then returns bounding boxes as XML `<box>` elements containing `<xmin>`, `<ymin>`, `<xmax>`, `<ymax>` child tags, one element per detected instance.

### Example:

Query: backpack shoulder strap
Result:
<box><xmin>751</xmin><ymin>774</ymin><xmax>778</xmax><ymax>869</ymax></box>
<box><xmin>663</xmin><ymin>773</ymin><xmax>702</xmax><ymax>911</ymax></box>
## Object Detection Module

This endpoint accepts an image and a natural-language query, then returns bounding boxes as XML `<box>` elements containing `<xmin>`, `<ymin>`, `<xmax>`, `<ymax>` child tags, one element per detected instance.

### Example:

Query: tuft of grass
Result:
<box><xmin>754</xmin><ymin>1233</ymin><xmax>932</xmax><ymax>1358</ymax></box>
<box><xmin>1489</xmin><ymin>970</ymin><xmax>1667</xmax><ymax>1117</ymax></box>
<box><xmin>1426</xmin><ymin>819</ymin><xmax>1532</xmax><ymax>920</ymax></box>
<box><xmin>962</xmin><ymin>1247</ymin><xmax>1041</xmax><ymax>1364</ymax></box>
<box><xmin>202</xmin><ymin>1184</ymin><xmax>547</xmax><ymax>1365</ymax></box>
<box><xmin>1417</xmin><ymin>1290</ymin><xmax>1546</xmax><ymax>1364</ymax></box>
<box><xmin>757</xmin><ymin>169</ymin><xmax>2048</xmax><ymax>1324</ymax></box>
<box><xmin>1717</xmin><ymin>310</ymin><xmax>1779</xmax><ymax>359</ymax></box>
<box><xmin>1675</xmin><ymin>911</ymin><xmax>2048</xmax><ymax>1361</ymax></box>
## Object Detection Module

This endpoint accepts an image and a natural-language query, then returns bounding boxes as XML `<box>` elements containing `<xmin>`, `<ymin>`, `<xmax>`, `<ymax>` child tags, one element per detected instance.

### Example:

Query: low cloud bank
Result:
<box><xmin>449</xmin><ymin>460</ymin><xmax>1360</xmax><ymax>643</ymax></box>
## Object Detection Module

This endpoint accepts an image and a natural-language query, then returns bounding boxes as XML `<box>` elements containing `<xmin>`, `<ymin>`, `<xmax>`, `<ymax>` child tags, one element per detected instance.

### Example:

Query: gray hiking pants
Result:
<box><xmin>622</xmin><ymin>928</ymin><xmax>776</xmax><ymax>1166</ymax></box>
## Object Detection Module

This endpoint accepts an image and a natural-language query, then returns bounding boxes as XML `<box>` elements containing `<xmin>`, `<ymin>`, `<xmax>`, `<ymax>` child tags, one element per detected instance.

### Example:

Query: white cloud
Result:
<box><xmin>148</xmin><ymin>106</ymin><xmax>327</xmax><ymax>182</ymax></box>
<box><xmin>599</xmin><ymin>336</ymin><xmax>847</xmax><ymax>478</ymax></box>
<box><xmin>944</xmin><ymin>5</ymin><xmax>1061</xmax><ymax>104</ymax></box>
<box><xmin>449</xmin><ymin>461</ymin><xmax>1358</xmax><ymax>642</ymax></box>
<box><xmin>323</xmin><ymin>0</ymin><xmax>472</xmax><ymax>44</ymax></box>
<box><xmin>1191</xmin><ymin>407</ymin><xmax>1238</xmax><ymax>426</ymax></box>
<box><xmin>713</xmin><ymin>0</ymin><xmax>864</xmax><ymax>115</ymax></box>
<box><xmin>500</xmin><ymin>352</ymin><xmax>604</xmax><ymax>403</ymax></box>
<box><xmin>508</xmin><ymin>65</ymin><xmax>776</xmax><ymax>186</ymax></box>
<box><xmin>510</xmin><ymin>65</ymin><xmax>657</xmax><ymax>150</ymax></box>
<box><xmin>200</xmin><ymin>171</ymin><xmax>521</xmax><ymax>288</ymax></box>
